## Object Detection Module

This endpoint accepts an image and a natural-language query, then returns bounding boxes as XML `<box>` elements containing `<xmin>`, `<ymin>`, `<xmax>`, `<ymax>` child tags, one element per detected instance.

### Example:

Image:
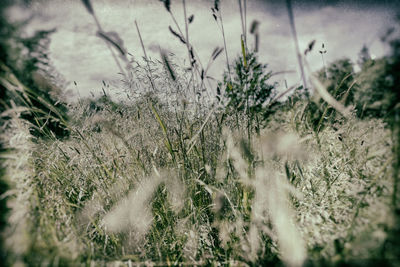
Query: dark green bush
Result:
<box><xmin>222</xmin><ymin>52</ymin><xmax>277</xmax><ymax>118</ymax></box>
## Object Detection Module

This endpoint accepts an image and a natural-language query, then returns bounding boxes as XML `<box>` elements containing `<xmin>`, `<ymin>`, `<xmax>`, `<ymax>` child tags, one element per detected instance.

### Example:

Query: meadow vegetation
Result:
<box><xmin>1</xmin><ymin>0</ymin><xmax>400</xmax><ymax>266</ymax></box>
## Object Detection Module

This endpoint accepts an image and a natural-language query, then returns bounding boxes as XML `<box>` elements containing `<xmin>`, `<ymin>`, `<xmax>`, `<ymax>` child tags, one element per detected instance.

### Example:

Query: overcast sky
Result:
<box><xmin>9</xmin><ymin>0</ymin><xmax>400</xmax><ymax>99</ymax></box>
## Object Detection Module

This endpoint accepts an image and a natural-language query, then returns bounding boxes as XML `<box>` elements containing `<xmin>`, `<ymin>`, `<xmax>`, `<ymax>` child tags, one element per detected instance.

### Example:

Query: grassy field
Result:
<box><xmin>1</xmin><ymin>0</ymin><xmax>400</xmax><ymax>266</ymax></box>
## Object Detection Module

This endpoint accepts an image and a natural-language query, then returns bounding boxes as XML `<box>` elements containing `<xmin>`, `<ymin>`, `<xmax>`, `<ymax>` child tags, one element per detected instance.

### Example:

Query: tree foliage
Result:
<box><xmin>305</xmin><ymin>58</ymin><xmax>355</xmax><ymax>132</ymax></box>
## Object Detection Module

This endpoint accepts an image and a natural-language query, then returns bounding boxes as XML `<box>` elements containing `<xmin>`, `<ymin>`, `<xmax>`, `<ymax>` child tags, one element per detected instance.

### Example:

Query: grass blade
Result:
<box><xmin>241</xmin><ymin>35</ymin><xmax>247</xmax><ymax>69</ymax></box>
<box><xmin>150</xmin><ymin>103</ymin><xmax>175</xmax><ymax>162</ymax></box>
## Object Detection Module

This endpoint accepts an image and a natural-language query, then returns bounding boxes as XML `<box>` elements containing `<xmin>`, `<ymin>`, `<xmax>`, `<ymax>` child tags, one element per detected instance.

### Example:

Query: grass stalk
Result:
<box><xmin>286</xmin><ymin>0</ymin><xmax>307</xmax><ymax>89</ymax></box>
<box><xmin>134</xmin><ymin>20</ymin><xmax>156</xmax><ymax>91</ymax></box>
<box><xmin>216</xmin><ymin>8</ymin><xmax>232</xmax><ymax>82</ymax></box>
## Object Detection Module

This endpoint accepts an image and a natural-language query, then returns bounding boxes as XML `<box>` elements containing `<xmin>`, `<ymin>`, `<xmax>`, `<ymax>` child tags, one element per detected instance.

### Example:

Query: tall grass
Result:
<box><xmin>0</xmin><ymin>0</ymin><xmax>398</xmax><ymax>266</ymax></box>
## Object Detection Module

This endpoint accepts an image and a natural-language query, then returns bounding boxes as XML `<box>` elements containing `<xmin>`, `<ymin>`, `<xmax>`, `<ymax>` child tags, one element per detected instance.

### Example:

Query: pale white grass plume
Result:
<box><xmin>103</xmin><ymin>173</ymin><xmax>162</xmax><ymax>234</ymax></box>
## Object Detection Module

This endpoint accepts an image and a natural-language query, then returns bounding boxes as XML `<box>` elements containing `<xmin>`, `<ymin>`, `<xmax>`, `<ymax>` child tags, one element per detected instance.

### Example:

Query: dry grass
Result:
<box><xmin>2</xmin><ymin>88</ymin><xmax>393</xmax><ymax>265</ymax></box>
<box><xmin>0</xmin><ymin>0</ymin><xmax>398</xmax><ymax>266</ymax></box>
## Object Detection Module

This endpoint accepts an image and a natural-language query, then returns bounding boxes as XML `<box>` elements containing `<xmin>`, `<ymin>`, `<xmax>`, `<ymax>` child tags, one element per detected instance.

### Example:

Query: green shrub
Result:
<box><xmin>222</xmin><ymin>52</ymin><xmax>277</xmax><ymax>118</ymax></box>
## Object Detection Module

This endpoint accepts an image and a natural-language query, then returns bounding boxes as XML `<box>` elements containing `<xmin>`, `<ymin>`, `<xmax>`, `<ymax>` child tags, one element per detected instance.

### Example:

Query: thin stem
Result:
<box><xmin>92</xmin><ymin>13</ymin><xmax>126</xmax><ymax>78</ymax></box>
<box><xmin>135</xmin><ymin>20</ymin><xmax>156</xmax><ymax>91</ymax></box>
<box><xmin>182</xmin><ymin>0</ymin><xmax>191</xmax><ymax>62</ymax></box>
<box><xmin>286</xmin><ymin>0</ymin><xmax>307</xmax><ymax>89</ymax></box>
<box><xmin>218</xmin><ymin>9</ymin><xmax>232</xmax><ymax>82</ymax></box>
<box><xmin>321</xmin><ymin>53</ymin><xmax>327</xmax><ymax>78</ymax></box>
<box><xmin>182</xmin><ymin>0</ymin><xmax>195</xmax><ymax>90</ymax></box>
<box><xmin>238</xmin><ymin>0</ymin><xmax>246</xmax><ymax>48</ymax></box>
<box><xmin>169</xmin><ymin>10</ymin><xmax>210</xmax><ymax>99</ymax></box>
<box><xmin>169</xmin><ymin>12</ymin><xmax>203</xmax><ymax>71</ymax></box>
<box><xmin>244</xmin><ymin>0</ymin><xmax>247</xmax><ymax>49</ymax></box>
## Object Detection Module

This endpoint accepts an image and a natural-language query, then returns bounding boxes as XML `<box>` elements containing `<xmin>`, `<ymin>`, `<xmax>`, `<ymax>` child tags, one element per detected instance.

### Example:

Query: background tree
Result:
<box><xmin>354</xmin><ymin>57</ymin><xmax>393</xmax><ymax>118</ymax></box>
<box><xmin>357</xmin><ymin>45</ymin><xmax>372</xmax><ymax>67</ymax></box>
<box><xmin>306</xmin><ymin>58</ymin><xmax>355</xmax><ymax>132</ymax></box>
